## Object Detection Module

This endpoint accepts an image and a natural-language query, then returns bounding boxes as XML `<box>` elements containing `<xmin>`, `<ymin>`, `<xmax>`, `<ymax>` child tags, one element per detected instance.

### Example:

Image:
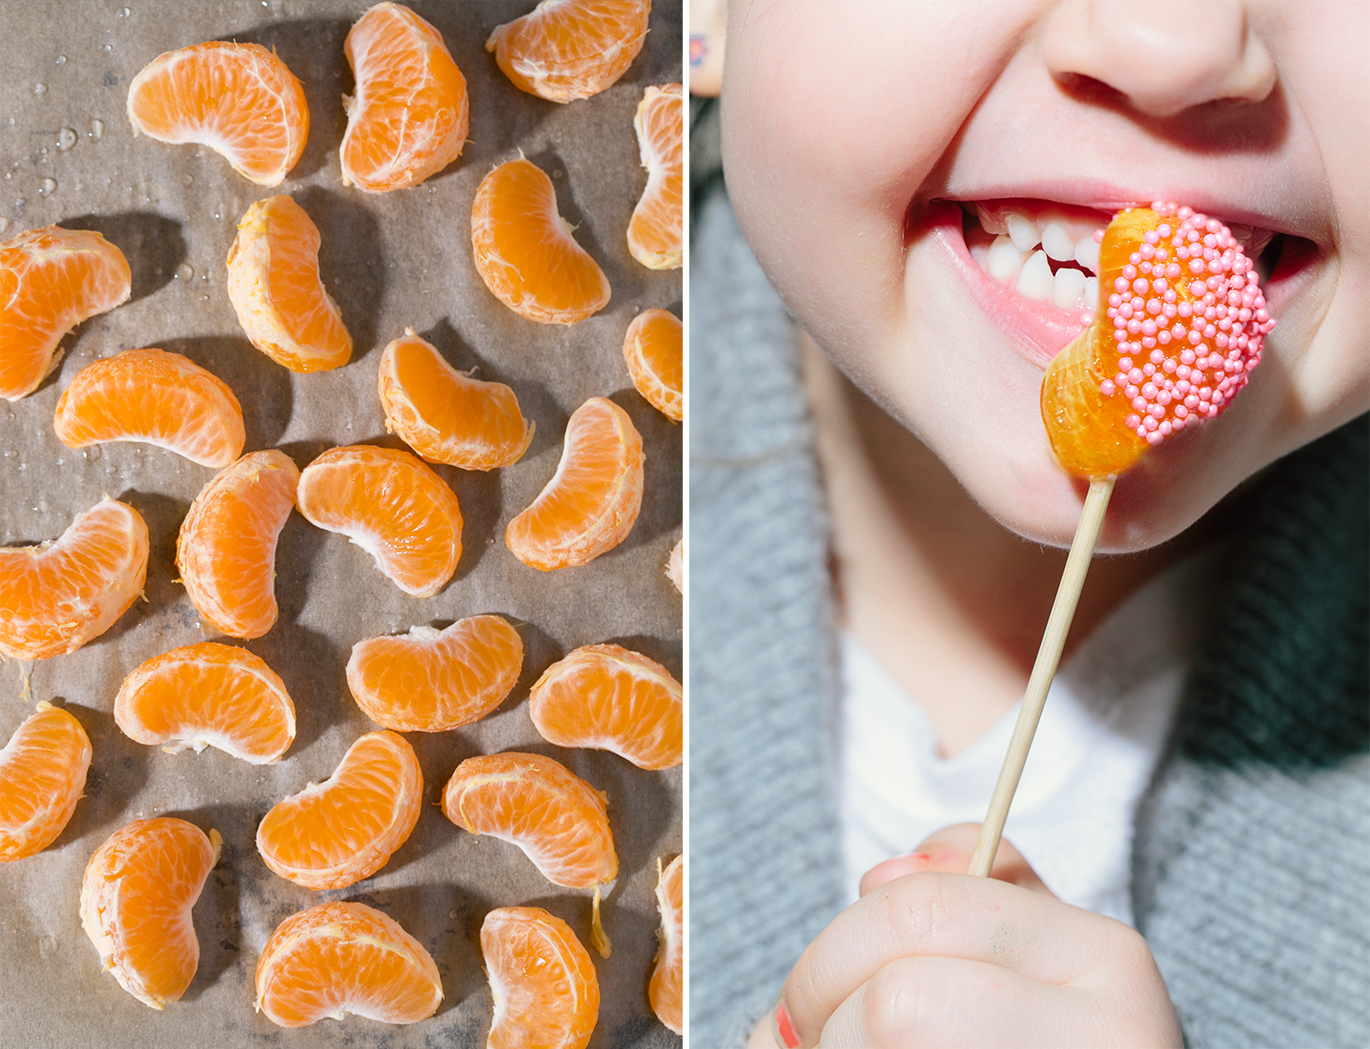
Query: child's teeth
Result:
<box><xmin>1006</xmin><ymin>213</ymin><xmax>1041</xmax><ymax>253</ymax></box>
<box><xmin>1041</xmin><ymin>222</ymin><xmax>1075</xmax><ymax>262</ymax></box>
<box><xmin>975</xmin><ymin>204</ymin><xmax>1008</xmax><ymax>235</ymax></box>
<box><xmin>1074</xmin><ymin>236</ymin><xmax>1100</xmax><ymax>272</ymax></box>
<box><xmin>1016</xmin><ymin>250</ymin><xmax>1054</xmax><ymax>301</ymax></box>
<box><xmin>972</xmin><ymin>217</ymin><xmax>1102</xmax><ymax>314</ymax></box>
<box><xmin>1083</xmin><ymin>275</ymin><xmax>1099</xmax><ymax>310</ymax></box>
<box><xmin>1052</xmin><ymin>267</ymin><xmax>1085</xmax><ymax>308</ymax></box>
<box><xmin>987</xmin><ymin>235</ymin><xmax>1023</xmax><ymax>283</ymax></box>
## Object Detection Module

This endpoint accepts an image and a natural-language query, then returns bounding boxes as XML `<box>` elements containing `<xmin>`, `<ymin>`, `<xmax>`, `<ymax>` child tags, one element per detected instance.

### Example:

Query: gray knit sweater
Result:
<box><xmin>688</xmin><ymin>190</ymin><xmax>1370</xmax><ymax>1049</ymax></box>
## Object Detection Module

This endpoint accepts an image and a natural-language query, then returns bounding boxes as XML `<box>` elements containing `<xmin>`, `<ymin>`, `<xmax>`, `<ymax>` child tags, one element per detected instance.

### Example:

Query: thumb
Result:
<box><xmin>858</xmin><ymin>822</ymin><xmax>1056</xmax><ymax>898</ymax></box>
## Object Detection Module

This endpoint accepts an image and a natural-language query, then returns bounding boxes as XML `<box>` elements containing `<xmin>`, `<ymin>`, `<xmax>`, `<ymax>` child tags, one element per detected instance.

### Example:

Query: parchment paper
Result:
<box><xmin>0</xmin><ymin>2</ymin><xmax>681</xmax><ymax>1046</ymax></box>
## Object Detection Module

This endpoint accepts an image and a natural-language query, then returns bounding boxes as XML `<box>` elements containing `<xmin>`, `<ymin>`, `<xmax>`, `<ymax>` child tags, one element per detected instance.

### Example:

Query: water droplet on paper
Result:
<box><xmin>447</xmin><ymin>910</ymin><xmax>458</xmax><ymax>920</ymax></box>
<box><xmin>88</xmin><ymin>119</ymin><xmax>104</xmax><ymax>141</ymax></box>
<box><xmin>38</xmin><ymin>178</ymin><xmax>56</xmax><ymax>197</ymax></box>
<box><xmin>85</xmin><ymin>445</ymin><xmax>102</xmax><ymax>461</ymax></box>
<box><xmin>34</xmin><ymin>84</ymin><xmax>47</xmax><ymax>96</ymax></box>
<box><xmin>14</xmin><ymin>199</ymin><xmax>25</xmax><ymax>208</ymax></box>
<box><xmin>199</xmin><ymin>294</ymin><xmax>209</xmax><ymax>302</ymax></box>
<box><xmin>118</xmin><ymin>5</ymin><xmax>131</xmax><ymax>16</ymax></box>
<box><xmin>182</xmin><ymin>172</ymin><xmax>194</xmax><ymax>187</ymax></box>
<box><xmin>2</xmin><ymin>449</ymin><xmax>15</xmax><ymax>460</ymax></box>
<box><xmin>175</xmin><ymin>263</ymin><xmax>194</xmax><ymax>281</ymax></box>
<box><xmin>100</xmin><ymin>44</ymin><xmax>112</xmax><ymax>55</ymax></box>
<box><xmin>55</xmin><ymin>55</ymin><xmax>68</xmax><ymax>66</ymax></box>
<box><xmin>57</xmin><ymin>128</ymin><xmax>77</xmax><ymax>151</ymax></box>
<box><xmin>37</xmin><ymin>935</ymin><xmax>57</xmax><ymax>959</ymax></box>
<box><xmin>136</xmin><ymin>179</ymin><xmax>162</xmax><ymax>202</ymax></box>
<box><xmin>229</xmin><ymin>193</ymin><xmax>243</xmax><ymax>216</ymax></box>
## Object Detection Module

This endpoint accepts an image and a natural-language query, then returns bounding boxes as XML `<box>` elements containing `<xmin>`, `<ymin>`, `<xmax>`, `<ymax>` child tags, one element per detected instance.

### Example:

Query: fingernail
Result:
<box><xmin>774</xmin><ymin>1000</ymin><xmax>802</xmax><ymax>1049</ymax></box>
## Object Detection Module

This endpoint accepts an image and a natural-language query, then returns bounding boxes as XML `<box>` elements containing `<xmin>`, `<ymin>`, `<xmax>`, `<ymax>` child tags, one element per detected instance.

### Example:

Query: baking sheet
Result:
<box><xmin>0</xmin><ymin>1</ymin><xmax>681</xmax><ymax>1045</ymax></box>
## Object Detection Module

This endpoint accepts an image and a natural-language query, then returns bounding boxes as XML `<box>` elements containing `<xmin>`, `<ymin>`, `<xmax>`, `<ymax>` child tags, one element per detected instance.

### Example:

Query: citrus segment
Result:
<box><xmin>296</xmin><ymin>444</ymin><xmax>462</xmax><ymax>598</ymax></box>
<box><xmin>226</xmin><ymin>196</ymin><xmax>352</xmax><ymax>373</ymax></box>
<box><xmin>114</xmin><ymin>642</ymin><xmax>296</xmax><ymax>764</ymax></box>
<box><xmin>471</xmin><ymin>157</ymin><xmax>611</xmax><ymax>325</ymax></box>
<box><xmin>378</xmin><ymin>329</ymin><xmax>533</xmax><ymax>470</ymax></box>
<box><xmin>529</xmin><ymin>644</ymin><xmax>682</xmax><ymax>769</ymax></box>
<box><xmin>506</xmin><ymin>396</ymin><xmax>643</xmax><ymax>570</ymax></box>
<box><xmin>342</xmin><ymin>2</ymin><xmax>470</xmax><ymax>192</ymax></box>
<box><xmin>255</xmin><ymin>900</ymin><xmax>442</xmax><ymax>1027</ymax></box>
<box><xmin>127</xmin><ymin>41</ymin><xmax>308</xmax><ymax>187</ymax></box>
<box><xmin>666</xmin><ymin>536</ymin><xmax>682</xmax><ymax>594</ymax></box>
<box><xmin>441</xmin><ymin>751</ymin><xmax>617</xmax><ymax>889</ymax></box>
<box><xmin>623</xmin><ymin>308</ymin><xmax>682</xmax><ymax>420</ymax></box>
<box><xmin>0</xmin><ymin>226</ymin><xmax>131</xmax><ymax>401</ymax></box>
<box><xmin>0</xmin><ymin>496</ymin><xmax>148</xmax><ymax>661</ymax></box>
<box><xmin>256</xmin><ymin>729</ymin><xmax>422</xmax><ymax>889</ymax></box>
<box><xmin>52</xmin><ymin>347</ymin><xmax>246</xmax><ymax>468</ymax></box>
<box><xmin>80</xmin><ymin>817</ymin><xmax>220</xmax><ymax>1009</ymax></box>
<box><xmin>482</xmin><ymin>906</ymin><xmax>600</xmax><ymax>1049</ymax></box>
<box><xmin>176</xmin><ymin>449</ymin><xmax>300</xmax><ymax>639</ymax></box>
<box><xmin>347</xmin><ymin>615</ymin><xmax>523</xmax><ymax>732</ymax></box>
<box><xmin>648</xmin><ymin>855</ymin><xmax>683</xmax><ymax>1033</ymax></box>
<box><xmin>486</xmin><ymin>0</ymin><xmax>651</xmax><ymax>103</ymax></box>
<box><xmin>628</xmin><ymin>83</ymin><xmax>683</xmax><ymax>270</ymax></box>
<box><xmin>0</xmin><ymin>703</ymin><xmax>92</xmax><ymax>862</ymax></box>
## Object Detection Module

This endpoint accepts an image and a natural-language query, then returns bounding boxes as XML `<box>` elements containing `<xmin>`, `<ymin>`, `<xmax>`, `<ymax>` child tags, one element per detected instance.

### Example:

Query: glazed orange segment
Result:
<box><xmin>347</xmin><ymin>615</ymin><xmax>523</xmax><ymax>732</ymax></box>
<box><xmin>256</xmin><ymin>729</ymin><xmax>422</xmax><ymax>890</ymax></box>
<box><xmin>53</xmin><ymin>347</ymin><xmax>246</xmax><ymax>468</ymax></box>
<box><xmin>0</xmin><ymin>226</ymin><xmax>131</xmax><ymax>401</ymax></box>
<box><xmin>442</xmin><ymin>751</ymin><xmax>617</xmax><ymax>889</ymax></box>
<box><xmin>114</xmin><ymin>642</ymin><xmax>296</xmax><ymax>764</ymax></box>
<box><xmin>226</xmin><ymin>196</ymin><xmax>352</xmax><ymax>373</ymax></box>
<box><xmin>623</xmin><ymin>308</ymin><xmax>682</xmax><ymax>420</ymax></box>
<box><xmin>127</xmin><ymin>41</ymin><xmax>308</xmax><ymax>187</ymax></box>
<box><xmin>628</xmin><ymin>84</ymin><xmax>683</xmax><ymax>270</ymax></box>
<box><xmin>256</xmin><ymin>900</ymin><xmax>442</xmax><ymax>1027</ymax></box>
<box><xmin>0</xmin><ymin>496</ymin><xmax>148</xmax><ymax>660</ymax></box>
<box><xmin>482</xmin><ymin>906</ymin><xmax>600</xmax><ymax>1049</ymax></box>
<box><xmin>379</xmin><ymin>329</ymin><xmax>534</xmax><ymax>470</ymax></box>
<box><xmin>486</xmin><ymin>0</ymin><xmax>652</xmax><ymax>103</ymax></box>
<box><xmin>506</xmin><ymin>396</ymin><xmax>644</xmax><ymax>570</ymax></box>
<box><xmin>649</xmin><ymin>854</ymin><xmax>683</xmax><ymax>1034</ymax></box>
<box><xmin>342</xmin><ymin>2</ymin><xmax>470</xmax><ymax>192</ymax></box>
<box><xmin>176</xmin><ymin>450</ymin><xmax>300</xmax><ymax>639</ymax></box>
<box><xmin>0</xmin><ymin>703</ymin><xmax>92</xmax><ymax>862</ymax></box>
<box><xmin>472</xmin><ymin>157</ymin><xmax>611</xmax><ymax>325</ymax></box>
<box><xmin>296</xmin><ymin>444</ymin><xmax>462</xmax><ymax>598</ymax></box>
<box><xmin>529</xmin><ymin>644</ymin><xmax>682</xmax><ymax>769</ymax></box>
<box><xmin>80</xmin><ymin>817</ymin><xmax>220</xmax><ymax>1009</ymax></box>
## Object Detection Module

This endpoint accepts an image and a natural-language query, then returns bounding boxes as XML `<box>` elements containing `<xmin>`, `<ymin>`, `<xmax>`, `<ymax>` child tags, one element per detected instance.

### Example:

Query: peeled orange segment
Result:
<box><xmin>665</xmin><ymin>536</ymin><xmax>682</xmax><ymax>594</ymax></box>
<box><xmin>486</xmin><ymin>0</ymin><xmax>651</xmax><ymax>103</ymax></box>
<box><xmin>296</xmin><ymin>444</ymin><xmax>462</xmax><ymax>598</ymax></box>
<box><xmin>255</xmin><ymin>900</ymin><xmax>442</xmax><ymax>1028</ymax></box>
<box><xmin>529</xmin><ymin>644</ymin><xmax>682</xmax><ymax>769</ymax></box>
<box><xmin>347</xmin><ymin>615</ymin><xmax>523</xmax><ymax>732</ymax></box>
<box><xmin>80</xmin><ymin>817</ymin><xmax>220</xmax><ymax>1009</ymax></box>
<box><xmin>0</xmin><ymin>226</ymin><xmax>131</xmax><ymax>401</ymax></box>
<box><xmin>506</xmin><ymin>396</ymin><xmax>644</xmax><ymax>571</ymax></box>
<box><xmin>471</xmin><ymin>157</ymin><xmax>611</xmax><ymax>325</ymax></box>
<box><xmin>342</xmin><ymin>2</ymin><xmax>470</xmax><ymax>192</ymax></box>
<box><xmin>628</xmin><ymin>84</ymin><xmax>683</xmax><ymax>270</ymax></box>
<box><xmin>256</xmin><ymin>729</ymin><xmax>422</xmax><ymax>890</ymax></box>
<box><xmin>127</xmin><ymin>41</ymin><xmax>308</xmax><ymax>187</ymax></box>
<box><xmin>623</xmin><ymin>308</ymin><xmax>682</xmax><ymax>420</ymax></box>
<box><xmin>0</xmin><ymin>497</ymin><xmax>148</xmax><ymax>661</ymax></box>
<box><xmin>114</xmin><ymin>643</ymin><xmax>296</xmax><ymax>764</ymax></box>
<box><xmin>226</xmin><ymin>196</ymin><xmax>352</xmax><ymax>373</ymax></box>
<box><xmin>379</xmin><ymin>329</ymin><xmax>534</xmax><ymax>471</ymax></box>
<box><xmin>648</xmin><ymin>854</ymin><xmax>683</xmax><ymax>1034</ymax></box>
<box><xmin>0</xmin><ymin>703</ymin><xmax>92</xmax><ymax>862</ymax></box>
<box><xmin>52</xmin><ymin>347</ymin><xmax>246</xmax><ymax>468</ymax></box>
<box><xmin>176</xmin><ymin>450</ymin><xmax>300</xmax><ymax>640</ymax></box>
<box><xmin>482</xmin><ymin>906</ymin><xmax>600</xmax><ymax>1049</ymax></box>
<box><xmin>441</xmin><ymin>751</ymin><xmax>617</xmax><ymax>889</ymax></box>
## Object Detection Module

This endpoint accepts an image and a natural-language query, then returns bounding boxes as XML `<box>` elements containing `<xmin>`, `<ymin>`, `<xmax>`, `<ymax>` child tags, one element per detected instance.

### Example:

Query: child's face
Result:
<box><xmin>723</xmin><ymin>1</ymin><xmax>1368</xmax><ymax>550</ymax></box>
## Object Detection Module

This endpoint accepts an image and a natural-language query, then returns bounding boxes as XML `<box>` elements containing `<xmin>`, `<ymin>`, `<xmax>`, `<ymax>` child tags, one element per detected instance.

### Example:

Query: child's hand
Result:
<box><xmin>754</xmin><ymin>824</ymin><xmax>1182</xmax><ymax>1048</ymax></box>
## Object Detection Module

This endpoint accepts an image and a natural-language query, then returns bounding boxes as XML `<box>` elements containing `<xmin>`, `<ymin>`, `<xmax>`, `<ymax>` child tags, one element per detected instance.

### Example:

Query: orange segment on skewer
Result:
<box><xmin>649</xmin><ymin>854</ymin><xmax>683</xmax><ymax>1034</ymax></box>
<box><xmin>486</xmin><ymin>0</ymin><xmax>651</xmax><ymax>103</ymax></box>
<box><xmin>628</xmin><ymin>84</ymin><xmax>683</xmax><ymax>270</ymax></box>
<box><xmin>482</xmin><ymin>906</ymin><xmax>600</xmax><ymax>1049</ymax></box>
<box><xmin>0</xmin><ymin>703</ymin><xmax>92</xmax><ymax>862</ymax></box>
<box><xmin>623</xmin><ymin>308</ymin><xmax>682</xmax><ymax>420</ymax></box>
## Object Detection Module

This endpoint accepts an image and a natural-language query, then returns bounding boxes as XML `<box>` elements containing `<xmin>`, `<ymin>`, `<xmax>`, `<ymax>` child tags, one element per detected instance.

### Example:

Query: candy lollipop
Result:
<box><xmin>969</xmin><ymin>202</ymin><xmax>1272</xmax><ymax>876</ymax></box>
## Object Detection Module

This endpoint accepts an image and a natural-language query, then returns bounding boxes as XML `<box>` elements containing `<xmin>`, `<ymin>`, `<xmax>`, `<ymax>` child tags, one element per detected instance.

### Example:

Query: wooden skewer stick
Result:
<box><xmin>968</xmin><ymin>474</ymin><xmax>1116</xmax><ymax>878</ymax></box>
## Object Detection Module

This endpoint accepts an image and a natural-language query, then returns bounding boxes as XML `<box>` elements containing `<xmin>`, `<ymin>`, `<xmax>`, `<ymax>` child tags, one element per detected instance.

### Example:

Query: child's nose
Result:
<box><xmin>1040</xmin><ymin>0</ymin><xmax>1277</xmax><ymax>117</ymax></box>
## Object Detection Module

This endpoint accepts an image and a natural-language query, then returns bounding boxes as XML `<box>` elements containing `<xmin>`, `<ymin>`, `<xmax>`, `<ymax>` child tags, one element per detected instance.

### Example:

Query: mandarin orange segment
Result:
<box><xmin>176</xmin><ymin>450</ymin><xmax>300</xmax><ymax>639</ymax></box>
<box><xmin>0</xmin><ymin>226</ymin><xmax>131</xmax><ymax>401</ymax></box>
<box><xmin>346</xmin><ymin>615</ymin><xmax>523</xmax><ymax>732</ymax></box>
<box><xmin>226</xmin><ymin>196</ymin><xmax>353</xmax><ymax>373</ymax></box>
<box><xmin>80</xmin><ymin>817</ymin><xmax>220</xmax><ymax>1009</ymax></box>
<box><xmin>506</xmin><ymin>396</ymin><xmax>644</xmax><ymax>571</ymax></box>
<box><xmin>114</xmin><ymin>642</ymin><xmax>296</xmax><ymax>764</ymax></box>
<box><xmin>529</xmin><ymin>643</ymin><xmax>682</xmax><ymax>770</ymax></box>
<box><xmin>486</xmin><ymin>0</ymin><xmax>651</xmax><ymax>103</ymax></box>
<box><xmin>623</xmin><ymin>308</ymin><xmax>682</xmax><ymax>420</ymax></box>
<box><xmin>0</xmin><ymin>496</ymin><xmax>148</xmax><ymax>660</ymax></box>
<box><xmin>127</xmin><ymin>41</ymin><xmax>308</xmax><ymax>187</ymax></box>
<box><xmin>255</xmin><ymin>900</ymin><xmax>442</xmax><ymax>1027</ymax></box>
<box><xmin>648</xmin><ymin>854</ymin><xmax>683</xmax><ymax>1034</ymax></box>
<box><xmin>256</xmin><ymin>729</ymin><xmax>422</xmax><ymax>890</ymax></box>
<box><xmin>471</xmin><ymin>157</ymin><xmax>611</xmax><ymax>325</ymax></box>
<box><xmin>0</xmin><ymin>703</ymin><xmax>92</xmax><ymax>862</ymax></box>
<box><xmin>379</xmin><ymin>329</ymin><xmax>533</xmax><ymax>470</ymax></box>
<box><xmin>342</xmin><ymin>2</ymin><xmax>470</xmax><ymax>192</ymax></box>
<box><xmin>628</xmin><ymin>84</ymin><xmax>683</xmax><ymax>270</ymax></box>
<box><xmin>441</xmin><ymin>751</ymin><xmax>617</xmax><ymax>889</ymax></box>
<box><xmin>666</xmin><ymin>536</ymin><xmax>682</xmax><ymax>594</ymax></box>
<box><xmin>52</xmin><ymin>347</ymin><xmax>246</xmax><ymax>468</ymax></box>
<box><xmin>296</xmin><ymin>444</ymin><xmax>462</xmax><ymax>598</ymax></box>
<box><xmin>482</xmin><ymin>906</ymin><xmax>600</xmax><ymax>1049</ymax></box>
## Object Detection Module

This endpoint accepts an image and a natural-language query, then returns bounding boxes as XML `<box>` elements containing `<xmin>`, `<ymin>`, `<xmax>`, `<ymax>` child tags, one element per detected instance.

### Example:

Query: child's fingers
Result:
<box><xmin>858</xmin><ymin>823</ymin><xmax>1055</xmax><ymax>898</ymax></box>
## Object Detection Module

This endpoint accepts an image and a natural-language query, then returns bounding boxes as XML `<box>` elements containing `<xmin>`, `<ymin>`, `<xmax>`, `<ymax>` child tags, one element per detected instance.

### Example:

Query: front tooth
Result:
<box><xmin>1052</xmin><ymin>267</ymin><xmax>1085</xmax><ymax>308</ymax></box>
<box><xmin>1041</xmin><ymin>222</ymin><xmax>1075</xmax><ymax>262</ymax></box>
<box><xmin>1016</xmin><ymin>249</ymin><xmax>1053</xmax><ymax>301</ymax></box>
<box><xmin>1006</xmin><ymin>213</ymin><xmax>1041</xmax><ymax>252</ymax></box>
<box><xmin>987</xmin><ymin>235</ymin><xmax>1023</xmax><ymax>284</ymax></box>
<box><xmin>1075</xmin><ymin>235</ymin><xmax>1100</xmax><ymax>272</ymax></box>
<box><xmin>1083</xmin><ymin>275</ymin><xmax>1099</xmax><ymax>311</ymax></box>
<box><xmin>975</xmin><ymin>204</ymin><xmax>1008</xmax><ymax>235</ymax></box>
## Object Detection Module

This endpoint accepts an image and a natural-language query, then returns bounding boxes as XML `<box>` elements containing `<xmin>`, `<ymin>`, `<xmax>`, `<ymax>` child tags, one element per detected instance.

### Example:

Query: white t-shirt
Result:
<box><xmin>839</xmin><ymin>554</ymin><xmax>1215</xmax><ymax>926</ymax></box>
